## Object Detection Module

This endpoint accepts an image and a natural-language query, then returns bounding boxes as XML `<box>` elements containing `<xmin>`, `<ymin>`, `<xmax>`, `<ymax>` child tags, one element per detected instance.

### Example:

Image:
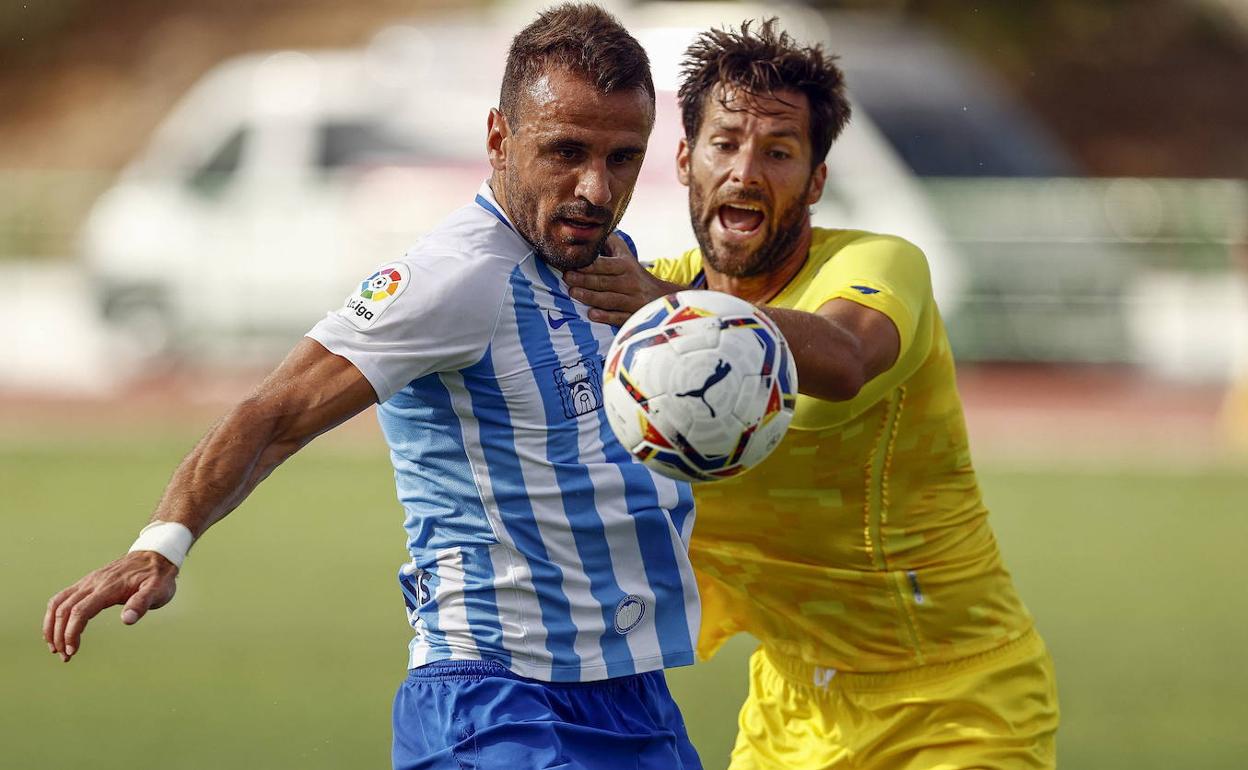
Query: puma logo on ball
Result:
<box><xmin>676</xmin><ymin>359</ymin><xmax>732</xmax><ymax>418</ymax></box>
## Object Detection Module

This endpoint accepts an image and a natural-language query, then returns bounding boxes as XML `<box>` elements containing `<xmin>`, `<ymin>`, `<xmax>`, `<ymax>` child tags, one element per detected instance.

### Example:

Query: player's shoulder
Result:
<box><xmin>812</xmin><ymin>227</ymin><xmax>926</xmax><ymax>259</ymax></box>
<box><xmin>811</xmin><ymin>228</ymin><xmax>930</xmax><ymax>276</ymax></box>
<box><xmin>344</xmin><ymin>204</ymin><xmax>524</xmax><ymax>322</ymax></box>
<box><xmin>412</xmin><ymin>201</ymin><xmax>532</xmax><ymax>272</ymax></box>
<box><xmin>369</xmin><ymin>201</ymin><xmax>535</xmax><ymax>308</ymax></box>
<box><xmin>647</xmin><ymin>246</ymin><xmax>704</xmax><ymax>285</ymax></box>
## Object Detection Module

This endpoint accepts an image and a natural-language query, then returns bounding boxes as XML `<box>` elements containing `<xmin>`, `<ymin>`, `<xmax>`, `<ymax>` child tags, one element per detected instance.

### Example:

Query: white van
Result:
<box><xmin>81</xmin><ymin>4</ymin><xmax>962</xmax><ymax>363</ymax></box>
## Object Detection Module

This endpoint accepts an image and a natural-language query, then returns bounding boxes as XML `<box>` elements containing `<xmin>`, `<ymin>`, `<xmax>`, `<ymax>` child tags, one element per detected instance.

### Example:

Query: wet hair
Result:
<box><xmin>677</xmin><ymin>18</ymin><xmax>851</xmax><ymax>166</ymax></box>
<box><xmin>499</xmin><ymin>3</ymin><xmax>655</xmax><ymax>123</ymax></box>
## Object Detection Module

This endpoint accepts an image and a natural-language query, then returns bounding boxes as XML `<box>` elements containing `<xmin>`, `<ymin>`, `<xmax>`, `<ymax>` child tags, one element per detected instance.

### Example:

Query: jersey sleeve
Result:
<box><xmin>791</xmin><ymin>234</ymin><xmax>936</xmax><ymax>426</ymax></box>
<box><xmin>306</xmin><ymin>249</ymin><xmax>507</xmax><ymax>402</ymax></box>
<box><xmin>803</xmin><ymin>234</ymin><xmax>931</xmax><ymax>361</ymax></box>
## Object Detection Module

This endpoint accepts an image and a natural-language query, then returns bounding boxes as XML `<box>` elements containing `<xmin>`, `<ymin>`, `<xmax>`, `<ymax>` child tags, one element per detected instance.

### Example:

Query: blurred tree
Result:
<box><xmin>0</xmin><ymin>0</ymin><xmax>474</xmax><ymax>170</ymax></box>
<box><xmin>1</xmin><ymin>0</ymin><xmax>1244</xmax><ymax>177</ymax></box>
<box><xmin>0</xmin><ymin>0</ymin><xmax>82</xmax><ymax>49</ymax></box>
<box><xmin>807</xmin><ymin>0</ymin><xmax>1248</xmax><ymax>176</ymax></box>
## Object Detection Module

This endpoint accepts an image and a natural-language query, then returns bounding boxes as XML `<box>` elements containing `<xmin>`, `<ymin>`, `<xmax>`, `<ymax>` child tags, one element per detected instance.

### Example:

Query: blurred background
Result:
<box><xmin>2</xmin><ymin>0</ymin><xmax>1246</xmax><ymax>768</ymax></box>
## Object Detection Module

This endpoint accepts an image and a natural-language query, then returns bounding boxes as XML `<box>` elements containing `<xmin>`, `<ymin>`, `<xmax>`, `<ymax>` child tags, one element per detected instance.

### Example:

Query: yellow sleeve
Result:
<box><xmin>645</xmin><ymin>247</ymin><xmax>704</xmax><ymax>286</ymax></box>
<box><xmin>802</xmin><ymin>233</ymin><xmax>930</xmax><ymax>358</ymax></box>
<box><xmin>788</xmin><ymin>233</ymin><xmax>935</xmax><ymax>428</ymax></box>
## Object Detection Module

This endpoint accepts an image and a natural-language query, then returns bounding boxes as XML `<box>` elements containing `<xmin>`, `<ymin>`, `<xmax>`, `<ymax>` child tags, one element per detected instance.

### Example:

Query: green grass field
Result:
<box><xmin>3</xmin><ymin>430</ymin><xmax>1246</xmax><ymax>769</ymax></box>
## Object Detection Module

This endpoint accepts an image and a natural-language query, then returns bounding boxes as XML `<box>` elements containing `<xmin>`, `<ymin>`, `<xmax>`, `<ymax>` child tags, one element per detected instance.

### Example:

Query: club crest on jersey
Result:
<box><xmin>554</xmin><ymin>356</ymin><xmax>603</xmax><ymax>419</ymax></box>
<box><xmin>339</xmin><ymin>264</ymin><xmax>410</xmax><ymax>329</ymax></box>
<box><xmin>614</xmin><ymin>594</ymin><xmax>646</xmax><ymax>634</ymax></box>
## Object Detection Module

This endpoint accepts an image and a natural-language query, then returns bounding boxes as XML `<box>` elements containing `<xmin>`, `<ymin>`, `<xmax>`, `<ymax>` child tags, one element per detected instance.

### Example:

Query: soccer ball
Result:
<box><xmin>603</xmin><ymin>290</ymin><xmax>798</xmax><ymax>483</ymax></box>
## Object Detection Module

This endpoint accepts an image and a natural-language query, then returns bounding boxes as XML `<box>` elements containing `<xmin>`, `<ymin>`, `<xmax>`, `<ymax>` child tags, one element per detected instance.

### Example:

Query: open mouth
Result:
<box><xmin>717</xmin><ymin>203</ymin><xmax>765</xmax><ymax>235</ymax></box>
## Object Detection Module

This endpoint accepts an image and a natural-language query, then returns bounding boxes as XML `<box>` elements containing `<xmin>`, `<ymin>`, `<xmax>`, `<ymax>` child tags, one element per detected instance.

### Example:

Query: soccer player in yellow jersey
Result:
<box><xmin>565</xmin><ymin>18</ymin><xmax>1059</xmax><ymax>770</ymax></box>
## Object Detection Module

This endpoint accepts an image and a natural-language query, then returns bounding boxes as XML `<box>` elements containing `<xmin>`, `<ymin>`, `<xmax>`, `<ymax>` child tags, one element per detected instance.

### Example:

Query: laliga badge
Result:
<box><xmin>339</xmin><ymin>264</ymin><xmax>410</xmax><ymax>329</ymax></box>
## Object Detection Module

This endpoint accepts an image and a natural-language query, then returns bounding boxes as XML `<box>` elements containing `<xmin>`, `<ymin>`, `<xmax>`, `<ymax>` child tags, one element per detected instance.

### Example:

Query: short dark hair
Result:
<box><xmin>500</xmin><ymin>3</ymin><xmax>655</xmax><ymax>123</ymax></box>
<box><xmin>677</xmin><ymin>18</ymin><xmax>850</xmax><ymax>166</ymax></box>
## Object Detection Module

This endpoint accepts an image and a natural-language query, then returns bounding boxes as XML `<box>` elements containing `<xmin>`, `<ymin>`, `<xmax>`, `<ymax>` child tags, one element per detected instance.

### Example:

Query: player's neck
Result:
<box><xmin>488</xmin><ymin>174</ymin><xmax>507</xmax><ymax>214</ymax></box>
<box><xmin>705</xmin><ymin>225</ymin><xmax>812</xmax><ymax>306</ymax></box>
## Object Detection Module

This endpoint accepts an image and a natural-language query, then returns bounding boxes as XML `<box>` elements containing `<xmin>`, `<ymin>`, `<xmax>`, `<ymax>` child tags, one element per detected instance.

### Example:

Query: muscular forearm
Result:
<box><xmin>43</xmin><ymin>340</ymin><xmax>376</xmax><ymax>662</ymax></box>
<box><xmin>764</xmin><ymin>306</ymin><xmax>868</xmax><ymax>402</ymax></box>
<box><xmin>562</xmin><ymin>244</ymin><xmax>894</xmax><ymax>401</ymax></box>
<box><xmin>152</xmin><ymin>399</ymin><xmax>307</xmax><ymax>538</ymax></box>
<box><xmin>760</xmin><ymin>297</ymin><xmax>901</xmax><ymax>402</ymax></box>
<box><xmin>152</xmin><ymin>343</ymin><xmax>372</xmax><ymax>536</ymax></box>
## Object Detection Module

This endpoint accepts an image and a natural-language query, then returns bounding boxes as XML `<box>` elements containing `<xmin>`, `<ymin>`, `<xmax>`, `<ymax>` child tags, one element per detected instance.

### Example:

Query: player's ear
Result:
<box><xmin>676</xmin><ymin>137</ymin><xmax>691</xmax><ymax>187</ymax></box>
<box><xmin>487</xmin><ymin>108</ymin><xmax>510</xmax><ymax>172</ymax></box>
<box><xmin>805</xmin><ymin>161</ymin><xmax>827</xmax><ymax>206</ymax></box>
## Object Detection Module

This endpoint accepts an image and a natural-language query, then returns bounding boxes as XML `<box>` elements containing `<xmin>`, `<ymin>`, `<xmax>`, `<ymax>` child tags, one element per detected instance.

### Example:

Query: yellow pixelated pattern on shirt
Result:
<box><xmin>650</xmin><ymin>229</ymin><xmax>1032</xmax><ymax>672</ymax></box>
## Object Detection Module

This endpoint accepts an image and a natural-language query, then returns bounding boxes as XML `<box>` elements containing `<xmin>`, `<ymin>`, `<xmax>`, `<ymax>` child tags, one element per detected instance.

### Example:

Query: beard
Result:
<box><xmin>689</xmin><ymin>178</ymin><xmax>811</xmax><ymax>279</ymax></box>
<box><xmin>504</xmin><ymin>175</ymin><xmax>619</xmax><ymax>272</ymax></box>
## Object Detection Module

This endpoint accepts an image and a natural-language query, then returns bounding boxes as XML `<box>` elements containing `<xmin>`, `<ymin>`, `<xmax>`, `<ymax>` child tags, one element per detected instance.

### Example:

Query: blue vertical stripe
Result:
<box><xmin>461</xmin><ymin>346</ymin><xmax>582</xmax><ymax>676</ymax></box>
<box><xmin>382</xmin><ymin>374</ymin><xmax>509</xmax><ymax>665</ymax></box>
<box><xmin>533</xmin><ymin>260</ymin><xmax>695</xmax><ymax>667</ymax></box>
<box><xmin>669</xmin><ymin>484</ymin><xmax>695</xmax><ymax>542</ymax></box>
<box><xmin>509</xmin><ymin>265</ymin><xmax>636</xmax><ymax>678</ymax></box>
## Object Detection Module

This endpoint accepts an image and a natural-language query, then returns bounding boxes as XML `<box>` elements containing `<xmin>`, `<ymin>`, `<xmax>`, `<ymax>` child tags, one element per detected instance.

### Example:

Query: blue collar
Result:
<box><xmin>474</xmin><ymin>193</ymin><xmax>515</xmax><ymax>234</ymax></box>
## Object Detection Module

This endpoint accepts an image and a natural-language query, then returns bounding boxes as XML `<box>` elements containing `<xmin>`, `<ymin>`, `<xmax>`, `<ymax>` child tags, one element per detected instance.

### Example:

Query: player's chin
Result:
<box><xmin>543</xmin><ymin>241</ymin><xmax>602</xmax><ymax>271</ymax></box>
<box><xmin>706</xmin><ymin>243</ymin><xmax>765</xmax><ymax>278</ymax></box>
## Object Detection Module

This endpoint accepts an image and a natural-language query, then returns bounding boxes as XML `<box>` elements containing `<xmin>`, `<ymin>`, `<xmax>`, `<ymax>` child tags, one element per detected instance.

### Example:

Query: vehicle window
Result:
<box><xmin>317</xmin><ymin>121</ymin><xmax>425</xmax><ymax>169</ymax></box>
<box><xmin>187</xmin><ymin>128</ymin><xmax>247</xmax><ymax>196</ymax></box>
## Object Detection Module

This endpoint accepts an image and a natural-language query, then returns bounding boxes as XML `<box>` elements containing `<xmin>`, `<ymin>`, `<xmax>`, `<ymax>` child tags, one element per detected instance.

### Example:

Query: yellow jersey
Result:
<box><xmin>651</xmin><ymin>228</ymin><xmax>1034</xmax><ymax>672</ymax></box>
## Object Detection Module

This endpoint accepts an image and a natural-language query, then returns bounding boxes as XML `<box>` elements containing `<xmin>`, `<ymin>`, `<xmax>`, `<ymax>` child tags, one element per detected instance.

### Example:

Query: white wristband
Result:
<box><xmin>128</xmin><ymin>521</ymin><xmax>195</xmax><ymax>569</ymax></box>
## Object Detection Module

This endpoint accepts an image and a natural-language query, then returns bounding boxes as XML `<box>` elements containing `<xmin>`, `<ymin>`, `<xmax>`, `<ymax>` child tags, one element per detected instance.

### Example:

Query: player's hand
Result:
<box><xmin>43</xmin><ymin>551</ymin><xmax>179</xmax><ymax>662</ymax></box>
<box><xmin>566</xmin><ymin>235</ymin><xmax>681</xmax><ymax>325</ymax></box>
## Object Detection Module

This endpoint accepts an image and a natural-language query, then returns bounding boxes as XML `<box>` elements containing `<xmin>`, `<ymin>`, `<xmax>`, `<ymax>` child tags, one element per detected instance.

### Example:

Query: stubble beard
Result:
<box><xmin>689</xmin><ymin>179</ymin><xmax>811</xmax><ymax>279</ymax></box>
<box><xmin>504</xmin><ymin>174</ymin><xmax>619</xmax><ymax>272</ymax></box>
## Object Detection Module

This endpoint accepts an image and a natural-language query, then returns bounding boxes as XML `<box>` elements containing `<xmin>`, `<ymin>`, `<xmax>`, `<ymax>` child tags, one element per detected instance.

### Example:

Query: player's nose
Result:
<box><xmin>575</xmin><ymin>161</ymin><xmax>612</xmax><ymax>207</ymax></box>
<box><xmin>729</xmin><ymin>146</ymin><xmax>764</xmax><ymax>188</ymax></box>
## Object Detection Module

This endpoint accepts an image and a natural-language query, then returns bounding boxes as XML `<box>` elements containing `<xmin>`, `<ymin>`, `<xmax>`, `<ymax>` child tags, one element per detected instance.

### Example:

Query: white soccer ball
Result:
<box><xmin>603</xmin><ymin>290</ymin><xmax>798</xmax><ymax>483</ymax></box>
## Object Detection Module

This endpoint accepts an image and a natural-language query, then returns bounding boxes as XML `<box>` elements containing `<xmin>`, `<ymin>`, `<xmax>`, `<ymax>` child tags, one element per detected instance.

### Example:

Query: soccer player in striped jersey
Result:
<box><xmin>43</xmin><ymin>5</ymin><xmax>703</xmax><ymax>768</ymax></box>
<box><xmin>566</xmin><ymin>18</ymin><xmax>1059</xmax><ymax>770</ymax></box>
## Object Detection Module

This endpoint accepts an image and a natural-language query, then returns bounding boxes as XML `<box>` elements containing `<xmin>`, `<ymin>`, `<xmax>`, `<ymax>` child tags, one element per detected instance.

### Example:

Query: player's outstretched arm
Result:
<box><xmin>763</xmin><ymin>300</ymin><xmax>900</xmax><ymax>402</ymax></box>
<box><xmin>564</xmin><ymin>235</ymin><xmax>682</xmax><ymax>325</ymax></box>
<box><xmin>43</xmin><ymin>338</ymin><xmax>377</xmax><ymax>662</ymax></box>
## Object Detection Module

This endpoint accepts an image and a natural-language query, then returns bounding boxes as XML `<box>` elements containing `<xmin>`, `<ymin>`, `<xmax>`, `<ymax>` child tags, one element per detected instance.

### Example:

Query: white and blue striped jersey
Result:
<box><xmin>307</xmin><ymin>183</ymin><xmax>699</xmax><ymax>682</ymax></box>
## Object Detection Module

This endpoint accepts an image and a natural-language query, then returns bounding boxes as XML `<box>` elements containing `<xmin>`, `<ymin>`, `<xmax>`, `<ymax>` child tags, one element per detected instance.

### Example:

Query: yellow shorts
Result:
<box><xmin>728</xmin><ymin>629</ymin><xmax>1059</xmax><ymax>770</ymax></box>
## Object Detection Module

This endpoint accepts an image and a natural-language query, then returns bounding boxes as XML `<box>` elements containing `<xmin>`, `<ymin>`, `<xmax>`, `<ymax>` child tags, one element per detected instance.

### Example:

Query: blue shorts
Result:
<box><xmin>392</xmin><ymin>660</ymin><xmax>702</xmax><ymax>770</ymax></box>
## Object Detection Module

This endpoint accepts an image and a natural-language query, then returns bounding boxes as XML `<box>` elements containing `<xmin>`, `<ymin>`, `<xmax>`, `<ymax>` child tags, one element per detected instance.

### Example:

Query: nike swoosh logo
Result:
<box><xmin>547</xmin><ymin>310</ymin><xmax>579</xmax><ymax>329</ymax></box>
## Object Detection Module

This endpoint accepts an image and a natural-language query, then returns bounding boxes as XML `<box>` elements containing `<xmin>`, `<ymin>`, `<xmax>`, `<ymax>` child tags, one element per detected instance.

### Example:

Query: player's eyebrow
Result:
<box><xmin>544</xmin><ymin>137</ymin><xmax>646</xmax><ymax>157</ymax></box>
<box><xmin>544</xmin><ymin>137</ymin><xmax>589</xmax><ymax>150</ymax></box>
<box><xmin>611</xmin><ymin>143</ymin><xmax>646</xmax><ymax>157</ymax></box>
<box><xmin>707</xmin><ymin>116</ymin><xmax>743</xmax><ymax>134</ymax></box>
<box><xmin>706</xmin><ymin>120</ymin><xmax>802</xmax><ymax>144</ymax></box>
<box><xmin>763</xmin><ymin>127</ymin><xmax>804</xmax><ymax>145</ymax></box>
